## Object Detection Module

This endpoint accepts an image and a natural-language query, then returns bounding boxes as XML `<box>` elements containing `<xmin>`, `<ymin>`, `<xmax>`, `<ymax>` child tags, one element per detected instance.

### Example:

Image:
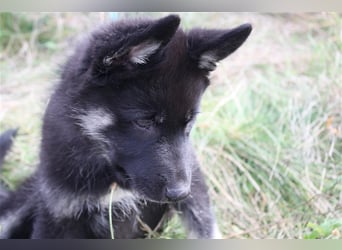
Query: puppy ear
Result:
<box><xmin>188</xmin><ymin>23</ymin><xmax>252</xmax><ymax>71</ymax></box>
<box><xmin>103</xmin><ymin>14</ymin><xmax>181</xmax><ymax>67</ymax></box>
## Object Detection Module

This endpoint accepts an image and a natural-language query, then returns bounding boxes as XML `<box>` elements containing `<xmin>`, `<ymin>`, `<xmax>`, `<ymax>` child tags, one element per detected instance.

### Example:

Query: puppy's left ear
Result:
<box><xmin>188</xmin><ymin>23</ymin><xmax>252</xmax><ymax>71</ymax></box>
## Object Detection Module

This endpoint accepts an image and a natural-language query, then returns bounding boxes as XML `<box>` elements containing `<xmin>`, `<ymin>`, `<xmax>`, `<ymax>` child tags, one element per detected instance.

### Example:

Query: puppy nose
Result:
<box><xmin>165</xmin><ymin>186</ymin><xmax>190</xmax><ymax>202</ymax></box>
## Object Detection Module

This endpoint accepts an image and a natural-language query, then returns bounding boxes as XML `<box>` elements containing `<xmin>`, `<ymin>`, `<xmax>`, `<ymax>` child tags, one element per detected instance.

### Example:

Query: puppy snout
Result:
<box><xmin>165</xmin><ymin>185</ymin><xmax>190</xmax><ymax>202</ymax></box>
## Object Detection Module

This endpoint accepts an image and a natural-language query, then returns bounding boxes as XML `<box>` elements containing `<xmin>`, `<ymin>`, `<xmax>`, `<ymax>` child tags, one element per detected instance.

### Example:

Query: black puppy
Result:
<box><xmin>0</xmin><ymin>15</ymin><xmax>251</xmax><ymax>238</ymax></box>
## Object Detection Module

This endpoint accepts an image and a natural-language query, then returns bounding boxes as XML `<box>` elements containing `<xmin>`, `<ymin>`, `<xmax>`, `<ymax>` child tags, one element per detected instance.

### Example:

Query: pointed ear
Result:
<box><xmin>188</xmin><ymin>23</ymin><xmax>252</xmax><ymax>71</ymax></box>
<box><xmin>103</xmin><ymin>14</ymin><xmax>181</xmax><ymax>67</ymax></box>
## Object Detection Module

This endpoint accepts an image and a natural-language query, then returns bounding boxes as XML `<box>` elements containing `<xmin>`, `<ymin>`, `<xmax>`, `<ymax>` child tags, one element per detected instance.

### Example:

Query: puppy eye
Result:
<box><xmin>185</xmin><ymin>111</ymin><xmax>198</xmax><ymax>124</ymax></box>
<box><xmin>134</xmin><ymin>119</ymin><xmax>154</xmax><ymax>130</ymax></box>
<box><xmin>185</xmin><ymin>115</ymin><xmax>192</xmax><ymax>124</ymax></box>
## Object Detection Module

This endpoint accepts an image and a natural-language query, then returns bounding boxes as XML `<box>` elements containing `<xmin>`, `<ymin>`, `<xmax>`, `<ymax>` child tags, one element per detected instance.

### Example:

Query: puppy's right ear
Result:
<box><xmin>65</xmin><ymin>15</ymin><xmax>180</xmax><ymax>88</ymax></box>
<box><xmin>126</xmin><ymin>14</ymin><xmax>181</xmax><ymax>65</ymax></box>
<box><xmin>99</xmin><ymin>15</ymin><xmax>181</xmax><ymax>69</ymax></box>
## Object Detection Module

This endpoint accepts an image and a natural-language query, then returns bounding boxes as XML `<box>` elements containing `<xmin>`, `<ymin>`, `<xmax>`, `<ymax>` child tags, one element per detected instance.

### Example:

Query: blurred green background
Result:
<box><xmin>0</xmin><ymin>12</ymin><xmax>341</xmax><ymax>239</ymax></box>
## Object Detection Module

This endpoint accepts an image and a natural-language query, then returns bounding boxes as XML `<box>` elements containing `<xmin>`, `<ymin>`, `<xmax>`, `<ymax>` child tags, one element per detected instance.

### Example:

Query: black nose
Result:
<box><xmin>165</xmin><ymin>186</ymin><xmax>190</xmax><ymax>202</ymax></box>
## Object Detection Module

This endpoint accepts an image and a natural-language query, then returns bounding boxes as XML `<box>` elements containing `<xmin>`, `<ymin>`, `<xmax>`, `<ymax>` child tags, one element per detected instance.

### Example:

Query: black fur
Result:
<box><xmin>0</xmin><ymin>129</ymin><xmax>17</xmax><ymax>200</ymax></box>
<box><xmin>0</xmin><ymin>129</ymin><xmax>17</xmax><ymax>168</ymax></box>
<box><xmin>0</xmin><ymin>15</ymin><xmax>252</xmax><ymax>239</ymax></box>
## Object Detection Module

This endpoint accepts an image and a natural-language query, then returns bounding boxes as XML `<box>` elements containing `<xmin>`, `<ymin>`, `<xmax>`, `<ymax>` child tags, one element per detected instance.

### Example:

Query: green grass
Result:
<box><xmin>0</xmin><ymin>12</ymin><xmax>341</xmax><ymax>239</ymax></box>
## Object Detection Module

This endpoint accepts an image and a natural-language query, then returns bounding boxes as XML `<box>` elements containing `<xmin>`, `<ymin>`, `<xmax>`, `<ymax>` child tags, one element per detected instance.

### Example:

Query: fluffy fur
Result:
<box><xmin>0</xmin><ymin>15</ymin><xmax>252</xmax><ymax>239</ymax></box>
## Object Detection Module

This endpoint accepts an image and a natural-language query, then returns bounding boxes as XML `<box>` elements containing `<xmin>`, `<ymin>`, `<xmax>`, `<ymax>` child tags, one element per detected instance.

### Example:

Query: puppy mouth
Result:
<box><xmin>135</xmin><ymin>188</ymin><xmax>190</xmax><ymax>204</ymax></box>
<box><xmin>138</xmin><ymin>195</ymin><xmax>177</xmax><ymax>205</ymax></box>
<box><xmin>113</xmin><ymin>165</ymin><xmax>190</xmax><ymax>204</ymax></box>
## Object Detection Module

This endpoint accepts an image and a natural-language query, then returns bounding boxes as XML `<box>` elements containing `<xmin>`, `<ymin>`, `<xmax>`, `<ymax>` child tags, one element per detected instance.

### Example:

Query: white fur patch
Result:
<box><xmin>211</xmin><ymin>222</ymin><xmax>223</xmax><ymax>239</ymax></box>
<box><xmin>76</xmin><ymin>107</ymin><xmax>114</xmax><ymax>144</ymax></box>
<box><xmin>130</xmin><ymin>41</ymin><xmax>161</xmax><ymax>64</ymax></box>
<box><xmin>187</xmin><ymin>230</ymin><xmax>198</xmax><ymax>239</ymax></box>
<box><xmin>199</xmin><ymin>51</ymin><xmax>218</xmax><ymax>71</ymax></box>
<box><xmin>186</xmin><ymin>222</ymin><xmax>222</xmax><ymax>239</ymax></box>
<box><xmin>39</xmin><ymin>180</ymin><xmax>139</xmax><ymax>220</ymax></box>
<box><xmin>0</xmin><ymin>214</ymin><xmax>17</xmax><ymax>238</ymax></box>
<box><xmin>100</xmin><ymin>187</ymin><xmax>139</xmax><ymax>218</ymax></box>
<box><xmin>0</xmin><ymin>208</ymin><xmax>24</xmax><ymax>238</ymax></box>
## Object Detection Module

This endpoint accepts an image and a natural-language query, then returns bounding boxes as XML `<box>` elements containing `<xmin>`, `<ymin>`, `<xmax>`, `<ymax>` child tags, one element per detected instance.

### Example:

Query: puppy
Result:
<box><xmin>0</xmin><ymin>14</ymin><xmax>251</xmax><ymax>238</ymax></box>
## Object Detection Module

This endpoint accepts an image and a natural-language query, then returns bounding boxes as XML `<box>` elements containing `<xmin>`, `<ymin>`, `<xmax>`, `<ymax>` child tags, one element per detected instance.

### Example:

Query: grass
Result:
<box><xmin>0</xmin><ymin>12</ymin><xmax>341</xmax><ymax>239</ymax></box>
<box><xmin>109</xmin><ymin>184</ymin><xmax>117</xmax><ymax>239</ymax></box>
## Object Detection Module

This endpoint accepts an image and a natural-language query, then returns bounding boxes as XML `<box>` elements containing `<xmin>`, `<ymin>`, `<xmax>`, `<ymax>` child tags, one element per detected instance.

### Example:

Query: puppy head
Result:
<box><xmin>49</xmin><ymin>15</ymin><xmax>252</xmax><ymax>201</ymax></box>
